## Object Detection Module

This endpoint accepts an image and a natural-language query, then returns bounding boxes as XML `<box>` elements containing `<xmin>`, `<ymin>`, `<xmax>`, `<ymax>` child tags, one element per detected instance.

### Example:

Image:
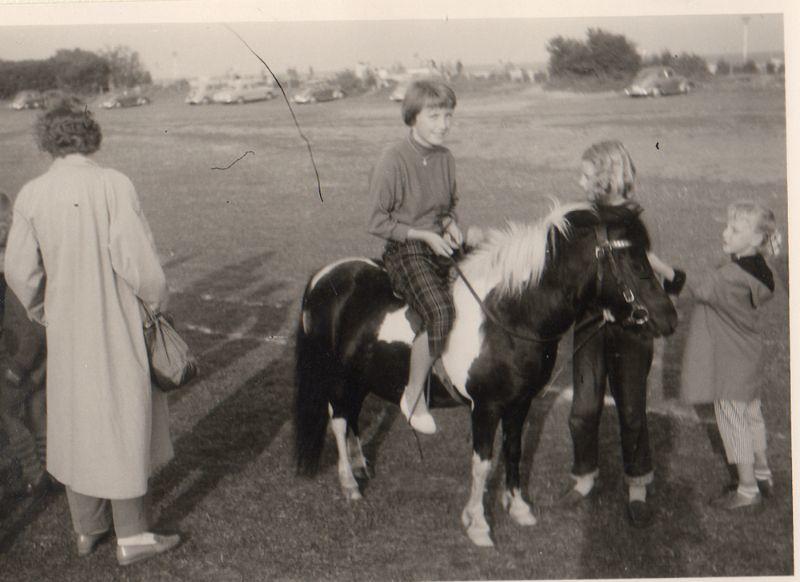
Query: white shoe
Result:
<box><xmin>400</xmin><ymin>393</ymin><xmax>437</xmax><ymax>434</ymax></box>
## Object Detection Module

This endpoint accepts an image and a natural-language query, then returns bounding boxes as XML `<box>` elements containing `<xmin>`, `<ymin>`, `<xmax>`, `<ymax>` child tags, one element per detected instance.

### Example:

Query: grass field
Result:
<box><xmin>0</xmin><ymin>76</ymin><xmax>791</xmax><ymax>581</ymax></box>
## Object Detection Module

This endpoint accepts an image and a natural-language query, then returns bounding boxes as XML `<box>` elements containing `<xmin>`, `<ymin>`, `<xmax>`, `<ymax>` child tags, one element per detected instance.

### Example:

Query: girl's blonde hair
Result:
<box><xmin>581</xmin><ymin>140</ymin><xmax>636</xmax><ymax>203</ymax></box>
<box><xmin>728</xmin><ymin>201</ymin><xmax>782</xmax><ymax>256</ymax></box>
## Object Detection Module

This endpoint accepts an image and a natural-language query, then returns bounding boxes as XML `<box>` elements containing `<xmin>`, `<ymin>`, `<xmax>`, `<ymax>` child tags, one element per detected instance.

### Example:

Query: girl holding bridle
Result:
<box><xmin>561</xmin><ymin>140</ymin><xmax>685</xmax><ymax>527</ymax></box>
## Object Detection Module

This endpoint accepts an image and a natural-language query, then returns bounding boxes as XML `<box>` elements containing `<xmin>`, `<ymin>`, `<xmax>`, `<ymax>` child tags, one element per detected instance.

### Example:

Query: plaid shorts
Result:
<box><xmin>383</xmin><ymin>240</ymin><xmax>455</xmax><ymax>357</ymax></box>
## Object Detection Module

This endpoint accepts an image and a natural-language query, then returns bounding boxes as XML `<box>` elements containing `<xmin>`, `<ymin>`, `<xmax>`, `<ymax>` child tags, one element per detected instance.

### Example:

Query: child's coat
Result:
<box><xmin>680</xmin><ymin>256</ymin><xmax>774</xmax><ymax>403</ymax></box>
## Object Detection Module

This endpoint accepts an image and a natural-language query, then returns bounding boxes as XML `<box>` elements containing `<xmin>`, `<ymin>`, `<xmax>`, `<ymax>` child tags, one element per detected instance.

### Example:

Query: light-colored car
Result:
<box><xmin>186</xmin><ymin>80</ymin><xmax>230</xmax><ymax>105</ymax></box>
<box><xmin>212</xmin><ymin>80</ymin><xmax>275</xmax><ymax>104</ymax></box>
<box><xmin>624</xmin><ymin>66</ymin><xmax>691</xmax><ymax>97</ymax></box>
<box><xmin>10</xmin><ymin>90</ymin><xmax>44</xmax><ymax>110</ymax></box>
<box><xmin>292</xmin><ymin>84</ymin><xmax>344</xmax><ymax>104</ymax></box>
<box><xmin>100</xmin><ymin>92</ymin><xmax>151</xmax><ymax>109</ymax></box>
<box><xmin>389</xmin><ymin>82</ymin><xmax>408</xmax><ymax>102</ymax></box>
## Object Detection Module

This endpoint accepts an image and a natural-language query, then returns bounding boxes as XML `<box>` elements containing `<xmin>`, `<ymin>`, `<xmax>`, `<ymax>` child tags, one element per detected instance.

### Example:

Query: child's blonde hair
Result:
<box><xmin>727</xmin><ymin>201</ymin><xmax>782</xmax><ymax>256</ymax></box>
<box><xmin>581</xmin><ymin>140</ymin><xmax>636</xmax><ymax>203</ymax></box>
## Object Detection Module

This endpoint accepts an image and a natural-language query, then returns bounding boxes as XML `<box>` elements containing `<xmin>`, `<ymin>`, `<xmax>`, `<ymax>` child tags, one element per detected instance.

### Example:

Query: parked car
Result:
<box><xmin>625</xmin><ymin>66</ymin><xmax>691</xmax><ymax>97</ymax></box>
<box><xmin>389</xmin><ymin>82</ymin><xmax>408</xmax><ymax>102</ymax></box>
<box><xmin>10</xmin><ymin>90</ymin><xmax>44</xmax><ymax>110</ymax></box>
<box><xmin>186</xmin><ymin>79</ymin><xmax>230</xmax><ymax>105</ymax></box>
<box><xmin>292</xmin><ymin>84</ymin><xmax>344</xmax><ymax>104</ymax></box>
<box><xmin>100</xmin><ymin>92</ymin><xmax>150</xmax><ymax>109</ymax></box>
<box><xmin>212</xmin><ymin>79</ymin><xmax>275</xmax><ymax>104</ymax></box>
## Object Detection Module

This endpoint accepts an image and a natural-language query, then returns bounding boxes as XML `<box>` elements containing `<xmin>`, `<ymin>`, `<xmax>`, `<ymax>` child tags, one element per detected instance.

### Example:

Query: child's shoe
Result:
<box><xmin>711</xmin><ymin>489</ymin><xmax>762</xmax><ymax>510</ymax></box>
<box><xmin>399</xmin><ymin>393</ymin><xmax>436</xmax><ymax>434</ymax></box>
<box><xmin>756</xmin><ymin>478</ymin><xmax>774</xmax><ymax>498</ymax></box>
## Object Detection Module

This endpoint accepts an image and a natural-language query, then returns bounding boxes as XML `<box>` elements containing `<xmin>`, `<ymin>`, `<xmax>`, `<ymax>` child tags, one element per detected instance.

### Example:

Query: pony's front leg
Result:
<box><xmin>330</xmin><ymin>416</ymin><xmax>362</xmax><ymax>501</ymax></box>
<box><xmin>461</xmin><ymin>407</ymin><xmax>500</xmax><ymax>547</ymax></box>
<box><xmin>500</xmin><ymin>399</ymin><xmax>537</xmax><ymax>527</ymax></box>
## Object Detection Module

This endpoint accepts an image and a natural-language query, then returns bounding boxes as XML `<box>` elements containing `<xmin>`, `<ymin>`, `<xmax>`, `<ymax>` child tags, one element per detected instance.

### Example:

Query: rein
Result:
<box><xmin>449</xmin><ymin>259</ymin><xmax>562</xmax><ymax>344</ymax></box>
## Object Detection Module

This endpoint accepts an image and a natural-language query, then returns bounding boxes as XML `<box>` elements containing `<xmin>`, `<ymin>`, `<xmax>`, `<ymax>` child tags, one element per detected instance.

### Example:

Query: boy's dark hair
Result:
<box><xmin>35</xmin><ymin>97</ymin><xmax>102</xmax><ymax>157</ymax></box>
<box><xmin>401</xmin><ymin>79</ymin><xmax>457</xmax><ymax>126</ymax></box>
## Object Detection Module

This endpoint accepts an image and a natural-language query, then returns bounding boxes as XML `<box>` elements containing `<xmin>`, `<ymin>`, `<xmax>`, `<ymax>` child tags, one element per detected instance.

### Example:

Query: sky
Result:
<box><xmin>0</xmin><ymin>4</ymin><xmax>787</xmax><ymax>80</ymax></box>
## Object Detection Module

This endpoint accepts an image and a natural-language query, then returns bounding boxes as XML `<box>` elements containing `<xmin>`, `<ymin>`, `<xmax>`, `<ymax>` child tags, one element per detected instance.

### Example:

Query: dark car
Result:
<box><xmin>293</xmin><ymin>84</ymin><xmax>344</xmax><ymax>104</ymax></box>
<box><xmin>624</xmin><ymin>66</ymin><xmax>691</xmax><ymax>97</ymax></box>
<box><xmin>100</xmin><ymin>92</ymin><xmax>151</xmax><ymax>109</ymax></box>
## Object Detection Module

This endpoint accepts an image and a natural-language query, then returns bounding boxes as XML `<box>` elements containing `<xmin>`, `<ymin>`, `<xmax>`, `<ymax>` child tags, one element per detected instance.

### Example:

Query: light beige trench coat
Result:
<box><xmin>5</xmin><ymin>154</ymin><xmax>173</xmax><ymax>499</ymax></box>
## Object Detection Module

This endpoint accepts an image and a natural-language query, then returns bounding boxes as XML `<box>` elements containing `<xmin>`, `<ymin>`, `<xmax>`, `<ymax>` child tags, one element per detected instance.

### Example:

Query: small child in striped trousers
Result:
<box><xmin>676</xmin><ymin>201</ymin><xmax>781</xmax><ymax>509</ymax></box>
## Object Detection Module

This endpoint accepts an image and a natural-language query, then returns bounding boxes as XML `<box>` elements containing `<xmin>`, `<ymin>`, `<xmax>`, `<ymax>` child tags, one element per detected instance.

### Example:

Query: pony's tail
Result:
<box><xmin>294</xmin><ymin>285</ymin><xmax>336</xmax><ymax>477</ymax></box>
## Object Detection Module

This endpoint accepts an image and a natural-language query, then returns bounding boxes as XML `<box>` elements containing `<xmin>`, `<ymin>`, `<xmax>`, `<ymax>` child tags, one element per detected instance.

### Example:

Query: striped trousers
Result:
<box><xmin>714</xmin><ymin>399</ymin><xmax>767</xmax><ymax>465</ymax></box>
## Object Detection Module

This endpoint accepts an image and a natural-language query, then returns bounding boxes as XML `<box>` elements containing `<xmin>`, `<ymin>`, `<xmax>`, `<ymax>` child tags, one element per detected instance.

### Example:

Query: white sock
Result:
<box><xmin>117</xmin><ymin>532</ymin><xmax>157</xmax><ymax>546</ymax></box>
<box><xmin>754</xmin><ymin>467</ymin><xmax>773</xmax><ymax>481</ymax></box>
<box><xmin>737</xmin><ymin>484</ymin><xmax>759</xmax><ymax>497</ymax></box>
<box><xmin>628</xmin><ymin>484</ymin><xmax>647</xmax><ymax>503</ymax></box>
<box><xmin>573</xmin><ymin>474</ymin><xmax>595</xmax><ymax>496</ymax></box>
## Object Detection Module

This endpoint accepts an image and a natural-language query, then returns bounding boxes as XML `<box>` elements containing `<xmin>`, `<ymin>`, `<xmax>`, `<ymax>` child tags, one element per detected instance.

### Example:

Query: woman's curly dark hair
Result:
<box><xmin>35</xmin><ymin>97</ymin><xmax>102</xmax><ymax>157</ymax></box>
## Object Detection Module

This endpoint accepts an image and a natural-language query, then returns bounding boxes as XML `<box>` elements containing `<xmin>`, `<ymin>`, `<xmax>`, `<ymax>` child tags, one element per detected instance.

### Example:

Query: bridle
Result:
<box><xmin>592</xmin><ymin>223</ymin><xmax>650</xmax><ymax>328</ymax></box>
<box><xmin>451</xmin><ymin>221</ymin><xmax>651</xmax><ymax>345</ymax></box>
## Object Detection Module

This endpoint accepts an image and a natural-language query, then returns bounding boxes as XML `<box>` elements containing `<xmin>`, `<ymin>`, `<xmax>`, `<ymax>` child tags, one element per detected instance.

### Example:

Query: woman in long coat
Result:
<box><xmin>5</xmin><ymin>99</ymin><xmax>180</xmax><ymax>565</ymax></box>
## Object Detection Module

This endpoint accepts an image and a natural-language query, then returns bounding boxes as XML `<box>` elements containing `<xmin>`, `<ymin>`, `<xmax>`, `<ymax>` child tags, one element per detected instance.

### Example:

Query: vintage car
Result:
<box><xmin>100</xmin><ymin>92</ymin><xmax>151</xmax><ymax>109</ymax></box>
<box><xmin>10</xmin><ymin>90</ymin><xmax>45</xmax><ymax>110</ymax></box>
<box><xmin>212</xmin><ymin>79</ymin><xmax>275</xmax><ymax>104</ymax></box>
<box><xmin>624</xmin><ymin>66</ymin><xmax>691</xmax><ymax>97</ymax></box>
<box><xmin>292</xmin><ymin>84</ymin><xmax>344</xmax><ymax>104</ymax></box>
<box><xmin>186</xmin><ymin>79</ymin><xmax>230</xmax><ymax>105</ymax></box>
<box><xmin>389</xmin><ymin>82</ymin><xmax>408</xmax><ymax>102</ymax></box>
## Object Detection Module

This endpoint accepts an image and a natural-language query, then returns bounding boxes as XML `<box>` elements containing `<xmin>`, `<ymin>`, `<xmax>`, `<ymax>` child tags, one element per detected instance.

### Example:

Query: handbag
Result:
<box><xmin>140</xmin><ymin>301</ymin><xmax>198</xmax><ymax>392</ymax></box>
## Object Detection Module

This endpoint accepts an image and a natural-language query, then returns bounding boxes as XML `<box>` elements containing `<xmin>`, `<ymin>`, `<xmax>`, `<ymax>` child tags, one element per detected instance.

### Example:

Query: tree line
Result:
<box><xmin>0</xmin><ymin>46</ymin><xmax>151</xmax><ymax>100</ymax></box>
<box><xmin>545</xmin><ymin>28</ymin><xmax>758</xmax><ymax>84</ymax></box>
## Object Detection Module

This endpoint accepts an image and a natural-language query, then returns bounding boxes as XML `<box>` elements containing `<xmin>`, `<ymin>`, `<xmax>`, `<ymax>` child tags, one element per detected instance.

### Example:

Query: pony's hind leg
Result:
<box><xmin>500</xmin><ymin>398</ymin><xmax>537</xmax><ymax>527</ymax></box>
<box><xmin>461</xmin><ymin>406</ymin><xmax>501</xmax><ymax>547</ymax></box>
<box><xmin>330</xmin><ymin>412</ymin><xmax>362</xmax><ymax>501</ymax></box>
<box><xmin>347</xmin><ymin>431</ymin><xmax>370</xmax><ymax>480</ymax></box>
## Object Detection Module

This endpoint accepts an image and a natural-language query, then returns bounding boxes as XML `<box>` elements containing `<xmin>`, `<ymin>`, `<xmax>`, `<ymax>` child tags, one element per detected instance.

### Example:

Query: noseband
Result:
<box><xmin>593</xmin><ymin>224</ymin><xmax>650</xmax><ymax>327</ymax></box>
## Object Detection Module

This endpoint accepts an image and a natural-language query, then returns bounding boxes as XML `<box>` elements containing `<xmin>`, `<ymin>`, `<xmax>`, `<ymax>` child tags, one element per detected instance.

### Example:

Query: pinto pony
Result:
<box><xmin>294</xmin><ymin>202</ymin><xmax>677</xmax><ymax>546</ymax></box>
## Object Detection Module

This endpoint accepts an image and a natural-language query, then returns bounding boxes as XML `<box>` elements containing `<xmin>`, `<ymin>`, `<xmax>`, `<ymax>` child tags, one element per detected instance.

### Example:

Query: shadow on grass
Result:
<box><xmin>151</xmin><ymin>354</ymin><xmax>293</xmax><ymax>530</ymax></box>
<box><xmin>575</xmin><ymin>412</ymin><xmax>703</xmax><ymax>579</ymax></box>
<box><xmin>0</xmin><ymin>491</ymin><xmax>58</xmax><ymax>553</ymax></box>
<box><xmin>149</xmin><ymin>251</ymin><xmax>295</xmax><ymax>529</ymax></box>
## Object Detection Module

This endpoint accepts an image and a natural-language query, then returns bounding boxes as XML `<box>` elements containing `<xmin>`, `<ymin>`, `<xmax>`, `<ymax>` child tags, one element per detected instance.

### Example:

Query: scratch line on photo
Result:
<box><xmin>223</xmin><ymin>23</ymin><xmax>324</xmax><ymax>202</ymax></box>
<box><xmin>212</xmin><ymin>150</ymin><xmax>255</xmax><ymax>171</ymax></box>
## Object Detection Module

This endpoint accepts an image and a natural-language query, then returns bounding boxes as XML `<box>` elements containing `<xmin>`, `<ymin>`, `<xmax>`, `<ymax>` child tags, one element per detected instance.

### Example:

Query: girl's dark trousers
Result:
<box><xmin>568</xmin><ymin>309</ymin><xmax>655</xmax><ymax>485</ymax></box>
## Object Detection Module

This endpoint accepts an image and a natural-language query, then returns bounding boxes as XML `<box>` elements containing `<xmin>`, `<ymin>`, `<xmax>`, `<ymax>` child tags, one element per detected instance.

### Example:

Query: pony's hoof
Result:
<box><xmin>466</xmin><ymin>527</ymin><xmax>494</xmax><ymax>547</ymax></box>
<box><xmin>510</xmin><ymin>508</ymin><xmax>537</xmax><ymax>526</ymax></box>
<box><xmin>343</xmin><ymin>487</ymin><xmax>362</xmax><ymax>501</ymax></box>
<box><xmin>353</xmin><ymin>465</ymin><xmax>371</xmax><ymax>481</ymax></box>
<box><xmin>502</xmin><ymin>491</ymin><xmax>538</xmax><ymax>526</ymax></box>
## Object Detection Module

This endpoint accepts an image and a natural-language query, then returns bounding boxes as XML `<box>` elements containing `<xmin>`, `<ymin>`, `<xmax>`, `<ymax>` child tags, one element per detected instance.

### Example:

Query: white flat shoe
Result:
<box><xmin>400</xmin><ymin>394</ymin><xmax>437</xmax><ymax>434</ymax></box>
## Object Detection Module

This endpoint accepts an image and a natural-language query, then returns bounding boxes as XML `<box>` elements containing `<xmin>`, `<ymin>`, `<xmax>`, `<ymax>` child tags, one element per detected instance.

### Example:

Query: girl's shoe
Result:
<box><xmin>400</xmin><ymin>394</ymin><xmax>437</xmax><ymax>434</ymax></box>
<box><xmin>757</xmin><ymin>478</ymin><xmax>774</xmax><ymax>498</ymax></box>
<box><xmin>711</xmin><ymin>489</ymin><xmax>762</xmax><ymax>510</ymax></box>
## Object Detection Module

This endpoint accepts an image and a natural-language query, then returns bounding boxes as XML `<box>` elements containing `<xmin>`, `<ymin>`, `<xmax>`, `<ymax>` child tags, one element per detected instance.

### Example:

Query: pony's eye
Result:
<box><xmin>631</xmin><ymin>261</ymin><xmax>650</xmax><ymax>278</ymax></box>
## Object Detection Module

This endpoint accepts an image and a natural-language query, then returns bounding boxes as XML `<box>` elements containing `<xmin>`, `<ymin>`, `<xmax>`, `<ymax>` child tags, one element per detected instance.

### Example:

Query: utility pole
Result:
<box><xmin>742</xmin><ymin>16</ymin><xmax>750</xmax><ymax>64</ymax></box>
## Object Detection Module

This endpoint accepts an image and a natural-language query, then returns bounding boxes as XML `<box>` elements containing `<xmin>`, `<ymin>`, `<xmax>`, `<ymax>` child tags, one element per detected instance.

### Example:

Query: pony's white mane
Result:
<box><xmin>459</xmin><ymin>199</ymin><xmax>594</xmax><ymax>297</ymax></box>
